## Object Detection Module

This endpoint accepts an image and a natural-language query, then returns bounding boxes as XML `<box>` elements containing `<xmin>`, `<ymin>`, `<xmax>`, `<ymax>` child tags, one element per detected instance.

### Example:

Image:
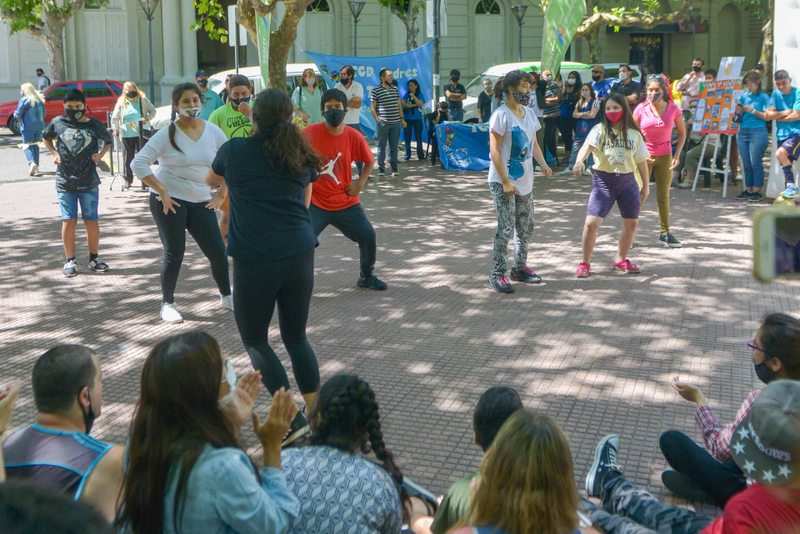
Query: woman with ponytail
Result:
<box><xmin>281</xmin><ymin>374</ymin><xmax>406</xmax><ymax>533</ymax></box>
<box><xmin>207</xmin><ymin>88</ymin><xmax>321</xmax><ymax>447</ymax></box>
<box><xmin>131</xmin><ymin>83</ymin><xmax>232</xmax><ymax>323</ymax></box>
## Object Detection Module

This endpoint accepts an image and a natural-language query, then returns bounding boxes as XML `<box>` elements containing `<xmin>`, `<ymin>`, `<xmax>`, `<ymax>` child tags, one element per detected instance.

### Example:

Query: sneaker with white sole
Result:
<box><xmin>88</xmin><ymin>258</ymin><xmax>110</xmax><ymax>272</ymax></box>
<box><xmin>220</xmin><ymin>294</ymin><xmax>234</xmax><ymax>311</ymax></box>
<box><xmin>29</xmin><ymin>163</ymin><xmax>39</xmax><ymax>176</ymax></box>
<box><xmin>160</xmin><ymin>302</ymin><xmax>183</xmax><ymax>323</ymax></box>
<box><xmin>585</xmin><ymin>434</ymin><xmax>621</xmax><ymax>498</ymax></box>
<box><xmin>63</xmin><ymin>259</ymin><xmax>78</xmax><ymax>278</ymax></box>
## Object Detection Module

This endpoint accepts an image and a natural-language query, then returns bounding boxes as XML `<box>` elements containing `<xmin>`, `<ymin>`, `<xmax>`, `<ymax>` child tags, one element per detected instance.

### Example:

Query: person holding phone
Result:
<box><xmin>487</xmin><ymin>70</ymin><xmax>552</xmax><ymax>294</ymax></box>
<box><xmin>572</xmin><ymin>93</ymin><xmax>650</xmax><ymax>278</ymax></box>
<box><xmin>131</xmin><ymin>83</ymin><xmax>232</xmax><ymax>323</ymax></box>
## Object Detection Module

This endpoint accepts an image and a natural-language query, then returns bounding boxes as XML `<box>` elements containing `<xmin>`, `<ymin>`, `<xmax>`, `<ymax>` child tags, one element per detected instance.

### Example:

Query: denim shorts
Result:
<box><xmin>57</xmin><ymin>188</ymin><xmax>99</xmax><ymax>221</ymax></box>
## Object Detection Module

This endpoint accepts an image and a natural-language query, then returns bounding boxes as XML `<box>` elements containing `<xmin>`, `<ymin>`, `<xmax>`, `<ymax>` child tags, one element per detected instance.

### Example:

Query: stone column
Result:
<box><xmin>180</xmin><ymin>0</ymin><xmax>198</xmax><ymax>76</ymax></box>
<box><xmin>159</xmin><ymin>0</ymin><xmax>183</xmax><ymax>100</ymax></box>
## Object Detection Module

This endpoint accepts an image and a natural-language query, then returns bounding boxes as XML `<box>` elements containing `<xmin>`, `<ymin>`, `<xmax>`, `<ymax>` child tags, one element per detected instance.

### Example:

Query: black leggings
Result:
<box><xmin>148</xmin><ymin>193</ymin><xmax>231</xmax><ymax>304</ymax></box>
<box><xmin>543</xmin><ymin>116</ymin><xmax>560</xmax><ymax>164</ymax></box>
<box><xmin>233</xmin><ymin>249</ymin><xmax>319</xmax><ymax>395</ymax></box>
<box><xmin>310</xmin><ymin>204</ymin><xmax>376</xmax><ymax>278</ymax></box>
<box><xmin>123</xmin><ymin>137</ymin><xmax>139</xmax><ymax>183</ymax></box>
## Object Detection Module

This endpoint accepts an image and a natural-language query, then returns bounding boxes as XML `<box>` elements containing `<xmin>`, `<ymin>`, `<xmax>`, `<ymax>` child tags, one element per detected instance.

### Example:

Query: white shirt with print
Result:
<box><xmin>487</xmin><ymin>104</ymin><xmax>541</xmax><ymax>196</ymax></box>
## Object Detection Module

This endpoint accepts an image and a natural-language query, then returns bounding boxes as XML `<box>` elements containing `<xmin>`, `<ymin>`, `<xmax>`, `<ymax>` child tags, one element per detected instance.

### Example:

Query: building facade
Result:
<box><xmin>0</xmin><ymin>0</ymin><xmax>761</xmax><ymax>104</ymax></box>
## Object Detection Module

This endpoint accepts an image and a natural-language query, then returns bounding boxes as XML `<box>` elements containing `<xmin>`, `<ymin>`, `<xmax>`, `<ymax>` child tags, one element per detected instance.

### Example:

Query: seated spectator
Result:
<box><xmin>0</xmin><ymin>481</ymin><xmax>113</xmax><ymax>534</ymax></box>
<box><xmin>115</xmin><ymin>331</ymin><xmax>299</xmax><ymax>534</ymax></box>
<box><xmin>450</xmin><ymin>409</ymin><xmax>592</xmax><ymax>534</ymax></box>
<box><xmin>2</xmin><ymin>345</ymin><xmax>124</xmax><ymax>521</ymax></box>
<box><xmin>422</xmin><ymin>386</ymin><xmax>522</xmax><ymax>534</ymax></box>
<box><xmin>281</xmin><ymin>374</ymin><xmax>406</xmax><ymax>533</ymax></box>
<box><xmin>660</xmin><ymin>312</ymin><xmax>800</xmax><ymax>506</ymax></box>
<box><xmin>0</xmin><ymin>381</ymin><xmax>21</xmax><ymax>483</ymax></box>
<box><xmin>582</xmin><ymin>379</ymin><xmax>800</xmax><ymax>534</ymax></box>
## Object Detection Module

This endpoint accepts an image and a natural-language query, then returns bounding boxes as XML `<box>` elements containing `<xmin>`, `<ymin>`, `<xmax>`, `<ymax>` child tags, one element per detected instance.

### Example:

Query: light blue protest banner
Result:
<box><xmin>306</xmin><ymin>42</ymin><xmax>434</xmax><ymax>139</ymax></box>
<box><xmin>436</xmin><ymin>122</ymin><xmax>491</xmax><ymax>172</ymax></box>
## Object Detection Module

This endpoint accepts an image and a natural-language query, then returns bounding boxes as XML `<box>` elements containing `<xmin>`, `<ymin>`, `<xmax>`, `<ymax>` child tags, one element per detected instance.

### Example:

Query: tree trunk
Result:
<box><xmin>584</xmin><ymin>27</ymin><xmax>600</xmax><ymax>63</ymax></box>
<box><xmin>39</xmin><ymin>14</ymin><xmax>68</xmax><ymax>82</ymax></box>
<box><xmin>403</xmin><ymin>12</ymin><xmax>418</xmax><ymax>50</ymax></box>
<box><xmin>761</xmin><ymin>0</ymin><xmax>774</xmax><ymax>89</ymax></box>
<box><xmin>268</xmin><ymin>5</ymin><xmax>303</xmax><ymax>91</ymax></box>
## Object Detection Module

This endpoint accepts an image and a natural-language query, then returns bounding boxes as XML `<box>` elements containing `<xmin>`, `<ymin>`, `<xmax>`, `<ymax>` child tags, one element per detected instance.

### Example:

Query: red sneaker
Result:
<box><xmin>613</xmin><ymin>258</ymin><xmax>641</xmax><ymax>274</ymax></box>
<box><xmin>576</xmin><ymin>262</ymin><xmax>591</xmax><ymax>278</ymax></box>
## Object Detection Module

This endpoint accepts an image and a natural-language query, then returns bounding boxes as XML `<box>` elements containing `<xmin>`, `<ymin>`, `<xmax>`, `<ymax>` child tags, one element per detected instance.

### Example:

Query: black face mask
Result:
<box><xmin>65</xmin><ymin>108</ymin><xmax>85</xmax><ymax>121</ymax></box>
<box><xmin>512</xmin><ymin>91</ymin><xmax>530</xmax><ymax>106</ymax></box>
<box><xmin>340</xmin><ymin>77</ymin><xmax>350</xmax><ymax>85</ymax></box>
<box><xmin>197</xmin><ymin>79</ymin><xmax>209</xmax><ymax>87</ymax></box>
<box><xmin>754</xmin><ymin>360</ymin><xmax>777</xmax><ymax>384</ymax></box>
<box><xmin>323</xmin><ymin>108</ymin><xmax>346</xmax><ymax>127</ymax></box>
<box><xmin>230</xmin><ymin>96</ymin><xmax>250</xmax><ymax>109</ymax></box>
<box><xmin>692</xmin><ymin>66</ymin><xmax>702</xmax><ymax>73</ymax></box>
<box><xmin>126</xmin><ymin>91</ymin><xmax>138</xmax><ymax>98</ymax></box>
<box><xmin>592</xmin><ymin>74</ymin><xmax>602</xmax><ymax>82</ymax></box>
<box><xmin>79</xmin><ymin>389</ymin><xmax>96</xmax><ymax>435</ymax></box>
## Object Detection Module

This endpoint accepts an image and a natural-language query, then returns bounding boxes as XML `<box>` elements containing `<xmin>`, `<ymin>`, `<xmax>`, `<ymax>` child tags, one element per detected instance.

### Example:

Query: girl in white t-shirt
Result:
<box><xmin>487</xmin><ymin>70</ymin><xmax>552</xmax><ymax>294</ymax></box>
<box><xmin>572</xmin><ymin>93</ymin><xmax>651</xmax><ymax>279</ymax></box>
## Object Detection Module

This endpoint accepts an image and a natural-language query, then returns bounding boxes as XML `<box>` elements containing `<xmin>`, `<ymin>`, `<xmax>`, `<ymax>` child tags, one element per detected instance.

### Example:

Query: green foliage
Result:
<box><xmin>193</xmin><ymin>0</ymin><xmax>229</xmax><ymax>42</ymax></box>
<box><xmin>730</xmin><ymin>0</ymin><xmax>768</xmax><ymax>21</ymax></box>
<box><xmin>0</xmin><ymin>0</ymin><xmax>109</xmax><ymax>33</ymax></box>
<box><xmin>377</xmin><ymin>0</ymin><xmax>426</xmax><ymax>18</ymax></box>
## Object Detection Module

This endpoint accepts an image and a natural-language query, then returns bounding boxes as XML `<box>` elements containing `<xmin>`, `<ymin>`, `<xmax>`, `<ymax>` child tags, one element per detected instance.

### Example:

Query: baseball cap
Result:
<box><xmin>731</xmin><ymin>380</ymin><xmax>800</xmax><ymax>485</ymax></box>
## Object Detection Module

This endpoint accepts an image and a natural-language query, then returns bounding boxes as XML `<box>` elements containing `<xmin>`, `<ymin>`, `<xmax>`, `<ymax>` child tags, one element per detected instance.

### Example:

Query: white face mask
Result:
<box><xmin>178</xmin><ymin>106</ymin><xmax>201</xmax><ymax>118</ymax></box>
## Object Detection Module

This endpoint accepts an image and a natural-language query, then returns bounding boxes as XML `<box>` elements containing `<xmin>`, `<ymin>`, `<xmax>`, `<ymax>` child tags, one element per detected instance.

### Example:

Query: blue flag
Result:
<box><xmin>306</xmin><ymin>42</ymin><xmax>434</xmax><ymax>139</ymax></box>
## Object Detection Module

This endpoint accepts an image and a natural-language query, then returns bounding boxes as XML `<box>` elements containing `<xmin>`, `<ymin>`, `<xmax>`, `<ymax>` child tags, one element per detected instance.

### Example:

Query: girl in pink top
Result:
<box><xmin>633</xmin><ymin>75</ymin><xmax>687</xmax><ymax>248</ymax></box>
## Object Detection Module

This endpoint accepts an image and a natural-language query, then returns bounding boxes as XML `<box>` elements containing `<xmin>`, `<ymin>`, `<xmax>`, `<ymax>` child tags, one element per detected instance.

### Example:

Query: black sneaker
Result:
<box><xmin>736</xmin><ymin>190</ymin><xmax>752</xmax><ymax>200</ymax></box>
<box><xmin>748</xmin><ymin>192</ymin><xmax>763</xmax><ymax>203</ymax></box>
<box><xmin>88</xmin><ymin>258</ymin><xmax>110</xmax><ymax>272</ymax></box>
<box><xmin>661</xmin><ymin>470</ymin><xmax>713</xmax><ymax>503</ymax></box>
<box><xmin>488</xmin><ymin>275</ymin><xmax>514</xmax><ymax>294</ymax></box>
<box><xmin>357</xmin><ymin>275</ymin><xmax>388</xmax><ymax>290</ymax></box>
<box><xmin>658</xmin><ymin>233</ymin><xmax>682</xmax><ymax>248</ymax></box>
<box><xmin>282</xmin><ymin>411</ymin><xmax>311</xmax><ymax>449</ymax></box>
<box><xmin>378</xmin><ymin>169</ymin><xmax>386</xmax><ymax>177</ymax></box>
<box><xmin>510</xmin><ymin>266</ymin><xmax>543</xmax><ymax>284</ymax></box>
<box><xmin>585</xmin><ymin>434</ymin><xmax>621</xmax><ymax>498</ymax></box>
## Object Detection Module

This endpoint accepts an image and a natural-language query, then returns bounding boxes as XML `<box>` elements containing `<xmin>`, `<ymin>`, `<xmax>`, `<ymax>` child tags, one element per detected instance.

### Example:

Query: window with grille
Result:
<box><xmin>307</xmin><ymin>0</ymin><xmax>331</xmax><ymax>13</ymax></box>
<box><xmin>475</xmin><ymin>0</ymin><xmax>500</xmax><ymax>15</ymax></box>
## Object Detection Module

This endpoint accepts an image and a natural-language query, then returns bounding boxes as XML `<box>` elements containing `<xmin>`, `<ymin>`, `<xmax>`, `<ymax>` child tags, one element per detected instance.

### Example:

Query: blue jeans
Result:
<box><xmin>57</xmin><ymin>188</ymin><xmax>100</xmax><ymax>221</ymax></box>
<box><xmin>403</xmin><ymin>119</ymin><xmax>424</xmax><ymax>159</ymax></box>
<box><xmin>449</xmin><ymin>108</ymin><xmax>464</xmax><ymax>122</ymax></box>
<box><xmin>737</xmin><ymin>127</ymin><xmax>768</xmax><ymax>189</ymax></box>
<box><xmin>349</xmin><ymin>123</ymin><xmax>365</xmax><ymax>174</ymax></box>
<box><xmin>377</xmin><ymin>122</ymin><xmax>402</xmax><ymax>172</ymax></box>
<box><xmin>23</xmin><ymin>143</ymin><xmax>40</xmax><ymax>165</ymax></box>
<box><xmin>570</xmin><ymin>138</ymin><xmax>594</xmax><ymax>169</ymax></box>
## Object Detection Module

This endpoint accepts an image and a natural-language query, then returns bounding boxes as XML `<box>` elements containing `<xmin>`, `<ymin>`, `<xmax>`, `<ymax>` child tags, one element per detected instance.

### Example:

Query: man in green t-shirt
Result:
<box><xmin>208</xmin><ymin>74</ymin><xmax>253</xmax><ymax>138</ymax></box>
<box><xmin>415</xmin><ymin>386</ymin><xmax>522</xmax><ymax>534</ymax></box>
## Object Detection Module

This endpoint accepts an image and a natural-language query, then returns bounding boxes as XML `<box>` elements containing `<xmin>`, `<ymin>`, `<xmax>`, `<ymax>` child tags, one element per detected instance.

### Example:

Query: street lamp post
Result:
<box><xmin>511</xmin><ymin>4</ymin><xmax>528</xmax><ymax>62</ymax></box>
<box><xmin>137</xmin><ymin>0</ymin><xmax>160</xmax><ymax>102</ymax></box>
<box><xmin>348</xmin><ymin>0</ymin><xmax>367</xmax><ymax>55</ymax></box>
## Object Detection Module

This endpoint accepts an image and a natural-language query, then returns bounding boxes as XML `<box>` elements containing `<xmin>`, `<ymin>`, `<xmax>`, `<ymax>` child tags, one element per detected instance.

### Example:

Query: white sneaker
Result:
<box><xmin>220</xmin><ymin>294</ymin><xmax>234</xmax><ymax>311</ymax></box>
<box><xmin>160</xmin><ymin>302</ymin><xmax>183</xmax><ymax>323</ymax></box>
<box><xmin>29</xmin><ymin>163</ymin><xmax>38</xmax><ymax>176</ymax></box>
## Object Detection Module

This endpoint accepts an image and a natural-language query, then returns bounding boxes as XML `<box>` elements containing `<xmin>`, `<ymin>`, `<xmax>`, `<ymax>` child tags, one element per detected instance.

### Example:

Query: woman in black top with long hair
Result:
<box><xmin>559</xmin><ymin>71</ymin><xmax>582</xmax><ymax>167</ymax></box>
<box><xmin>207</xmin><ymin>89</ymin><xmax>321</xmax><ymax>445</ymax></box>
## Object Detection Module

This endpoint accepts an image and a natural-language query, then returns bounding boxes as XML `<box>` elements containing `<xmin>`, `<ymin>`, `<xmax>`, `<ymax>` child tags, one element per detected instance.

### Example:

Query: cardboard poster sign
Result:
<box><xmin>692</xmin><ymin>80</ymin><xmax>742</xmax><ymax>135</ymax></box>
<box><xmin>717</xmin><ymin>56</ymin><xmax>745</xmax><ymax>81</ymax></box>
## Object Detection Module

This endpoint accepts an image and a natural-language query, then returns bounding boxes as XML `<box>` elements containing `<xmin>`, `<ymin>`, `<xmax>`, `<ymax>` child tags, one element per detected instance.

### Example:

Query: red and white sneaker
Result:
<box><xmin>576</xmin><ymin>262</ymin><xmax>591</xmax><ymax>278</ymax></box>
<box><xmin>613</xmin><ymin>258</ymin><xmax>641</xmax><ymax>274</ymax></box>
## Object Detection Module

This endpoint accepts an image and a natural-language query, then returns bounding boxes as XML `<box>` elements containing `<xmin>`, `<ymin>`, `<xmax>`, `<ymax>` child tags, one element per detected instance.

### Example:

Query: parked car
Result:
<box><xmin>460</xmin><ymin>61</ymin><xmax>592</xmax><ymax>121</ymax></box>
<box><xmin>150</xmin><ymin>63</ymin><xmax>325</xmax><ymax>131</ymax></box>
<box><xmin>459</xmin><ymin>61</ymin><xmax>643</xmax><ymax>122</ymax></box>
<box><xmin>0</xmin><ymin>80</ymin><xmax>123</xmax><ymax>135</ymax></box>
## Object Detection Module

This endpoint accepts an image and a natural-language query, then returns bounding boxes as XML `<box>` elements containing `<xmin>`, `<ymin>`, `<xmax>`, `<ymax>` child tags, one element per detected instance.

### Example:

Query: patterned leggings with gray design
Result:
<box><xmin>489</xmin><ymin>182</ymin><xmax>534</xmax><ymax>278</ymax></box>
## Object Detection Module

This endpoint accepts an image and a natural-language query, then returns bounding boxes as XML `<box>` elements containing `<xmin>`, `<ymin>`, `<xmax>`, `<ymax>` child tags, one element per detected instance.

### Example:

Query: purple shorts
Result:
<box><xmin>779</xmin><ymin>134</ymin><xmax>800</xmax><ymax>162</ymax></box>
<box><xmin>587</xmin><ymin>170</ymin><xmax>640</xmax><ymax>219</ymax></box>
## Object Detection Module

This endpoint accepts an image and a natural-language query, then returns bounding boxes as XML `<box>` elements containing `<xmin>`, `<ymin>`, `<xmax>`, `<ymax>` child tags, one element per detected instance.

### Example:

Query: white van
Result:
<box><xmin>150</xmin><ymin>63</ymin><xmax>322</xmax><ymax>130</ymax></box>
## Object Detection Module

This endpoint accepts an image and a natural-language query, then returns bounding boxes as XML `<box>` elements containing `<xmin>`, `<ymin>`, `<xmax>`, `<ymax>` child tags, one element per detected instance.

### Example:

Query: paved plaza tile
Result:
<box><xmin>2</xmin><ymin>144</ymin><xmax>799</xmax><ymax>504</ymax></box>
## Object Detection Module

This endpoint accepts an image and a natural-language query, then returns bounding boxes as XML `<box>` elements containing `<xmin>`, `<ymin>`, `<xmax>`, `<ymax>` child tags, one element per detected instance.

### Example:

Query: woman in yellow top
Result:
<box><xmin>572</xmin><ymin>93</ymin><xmax>651</xmax><ymax>278</ymax></box>
<box><xmin>111</xmin><ymin>81</ymin><xmax>155</xmax><ymax>190</ymax></box>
